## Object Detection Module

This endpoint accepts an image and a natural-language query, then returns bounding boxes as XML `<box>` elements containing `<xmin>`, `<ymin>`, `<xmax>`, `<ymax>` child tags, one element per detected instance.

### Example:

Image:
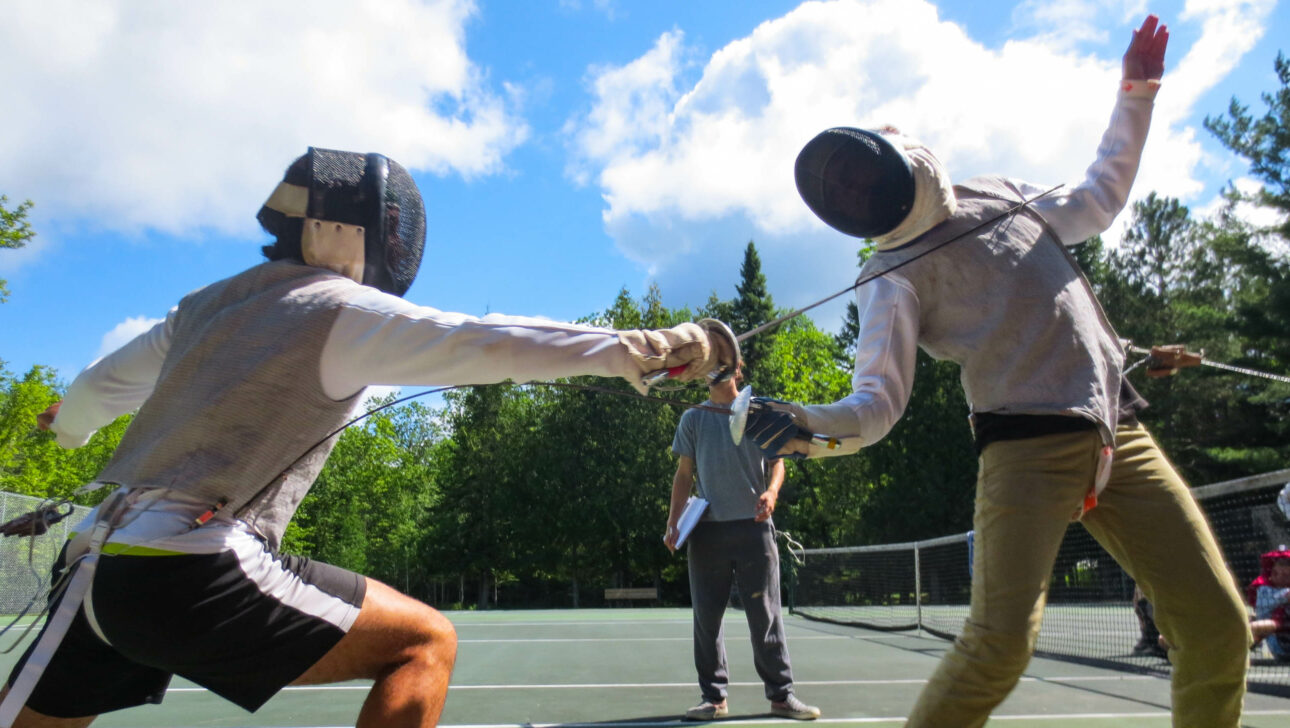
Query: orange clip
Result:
<box><xmin>191</xmin><ymin>499</ymin><xmax>228</xmax><ymax>528</ymax></box>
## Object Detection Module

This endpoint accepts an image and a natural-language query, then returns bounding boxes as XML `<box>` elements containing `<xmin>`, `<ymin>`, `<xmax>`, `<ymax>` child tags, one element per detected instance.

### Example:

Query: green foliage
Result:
<box><xmin>0</xmin><ymin>196</ymin><xmax>36</xmax><ymax>303</ymax></box>
<box><xmin>1085</xmin><ymin>193</ymin><xmax>1290</xmax><ymax>480</ymax></box>
<box><xmin>0</xmin><ymin>361</ymin><xmax>128</xmax><ymax>502</ymax></box>
<box><xmin>1204</xmin><ymin>53</ymin><xmax>1290</xmax><ymax>375</ymax></box>
<box><xmin>284</xmin><ymin>398</ymin><xmax>442</xmax><ymax>592</ymax></box>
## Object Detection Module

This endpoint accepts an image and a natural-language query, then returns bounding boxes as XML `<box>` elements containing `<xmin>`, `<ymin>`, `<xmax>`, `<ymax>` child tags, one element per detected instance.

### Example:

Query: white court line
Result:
<box><xmin>163</xmin><ymin>675</ymin><xmax>1166</xmax><ymax>694</ymax></box>
<box><xmin>461</xmin><ymin>638</ymin><xmax>689</xmax><ymax>643</ymax></box>
<box><xmin>451</xmin><ymin>620</ymin><xmax>693</xmax><ymax>627</ymax></box>
<box><xmin>236</xmin><ymin>711</ymin><xmax>1290</xmax><ymax>728</ymax></box>
<box><xmin>439</xmin><ymin>714</ymin><xmax>1290</xmax><ymax>726</ymax></box>
<box><xmin>460</xmin><ymin>635</ymin><xmax>855</xmax><ymax>643</ymax></box>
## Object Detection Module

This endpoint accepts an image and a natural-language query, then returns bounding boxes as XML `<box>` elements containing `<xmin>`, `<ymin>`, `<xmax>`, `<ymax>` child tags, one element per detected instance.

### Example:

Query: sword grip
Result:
<box><xmin>642</xmin><ymin>365</ymin><xmax>689</xmax><ymax>387</ymax></box>
<box><xmin>794</xmin><ymin>429</ymin><xmax>841</xmax><ymax>450</ymax></box>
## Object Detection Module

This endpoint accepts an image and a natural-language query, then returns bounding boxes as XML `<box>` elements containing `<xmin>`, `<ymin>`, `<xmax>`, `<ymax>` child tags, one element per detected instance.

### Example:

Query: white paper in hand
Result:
<box><xmin>674</xmin><ymin>496</ymin><xmax>709</xmax><ymax>550</ymax></box>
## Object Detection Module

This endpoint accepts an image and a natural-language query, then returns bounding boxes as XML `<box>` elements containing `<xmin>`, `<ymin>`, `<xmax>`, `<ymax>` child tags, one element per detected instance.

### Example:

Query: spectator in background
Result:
<box><xmin>1132</xmin><ymin>584</ymin><xmax>1167</xmax><ymax>658</ymax></box>
<box><xmin>1249</xmin><ymin>550</ymin><xmax>1290</xmax><ymax>661</ymax></box>
<box><xmin>665</xmin><ymin>365</ymin><xmax>819</xmax><ymax>721</ymax></box>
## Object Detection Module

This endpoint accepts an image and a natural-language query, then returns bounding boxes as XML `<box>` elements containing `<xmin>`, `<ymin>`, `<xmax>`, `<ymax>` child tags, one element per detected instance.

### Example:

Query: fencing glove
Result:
<box><xmin>618</xmin><ymin>322</ymin><xmax>736</xmax><ymax>394</ymax></box>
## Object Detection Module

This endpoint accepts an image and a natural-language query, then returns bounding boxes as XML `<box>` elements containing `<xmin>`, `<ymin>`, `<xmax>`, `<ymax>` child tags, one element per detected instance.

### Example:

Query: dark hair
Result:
<box><xmin>258</xmin><ymin>154</ymin><xmax>312</xmax><ymax>262</ymax></box>
<box><xmin>260</xmin><ymin>219</ymin><xmax>304</xmax><ymax>262</ymax></box>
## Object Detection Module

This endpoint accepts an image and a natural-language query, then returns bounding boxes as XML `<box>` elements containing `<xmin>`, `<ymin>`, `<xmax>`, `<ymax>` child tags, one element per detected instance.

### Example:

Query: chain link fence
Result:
<box><xmin>0</xmin><ymin>492</ymin><xmax>90</xmax><ymax>614</ymax></box>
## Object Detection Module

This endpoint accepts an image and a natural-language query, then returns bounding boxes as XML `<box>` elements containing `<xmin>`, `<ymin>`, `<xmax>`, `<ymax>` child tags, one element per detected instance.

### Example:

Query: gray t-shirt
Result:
<box><xmin>671</xmin><ymin>400</ymin><xmax>771</xmax><ymax>522</ymax></box>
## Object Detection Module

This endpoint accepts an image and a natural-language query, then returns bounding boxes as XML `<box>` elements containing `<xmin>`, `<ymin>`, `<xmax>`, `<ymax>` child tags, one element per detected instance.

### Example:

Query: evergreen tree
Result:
<box><xmin>1205</xmin><ymin>52</ymin><xmax>1290</xmax><ymax>369</ymax></box>
<box><xmin>835</xmin><ymin>301</ymin><xmax>860</xmax><ymax>366</ymax></box>
<box><xmin>1082</xmin><ymin>194</ymin><xmax>1287</xmax><ymax>480</ymax></box>
<box><xmin>1205</xmin><ymin>53</ymin><xmax>1290</xmax><ymax>241</ymax></box>
<box><xmin>729</xmin><ymin>241</ymin><xmax>777</xmax><ymax>394</ymax></box>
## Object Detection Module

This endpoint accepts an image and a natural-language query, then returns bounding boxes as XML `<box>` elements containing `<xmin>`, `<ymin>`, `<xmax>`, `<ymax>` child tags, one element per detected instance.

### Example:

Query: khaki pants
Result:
<box><xmin>906</xmin><ymin>423</ymin><xmax>1250</xmax><ymax>728</ymax></box>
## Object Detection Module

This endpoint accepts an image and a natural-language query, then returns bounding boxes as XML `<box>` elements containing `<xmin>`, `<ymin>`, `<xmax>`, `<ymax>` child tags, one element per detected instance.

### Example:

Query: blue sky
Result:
<box><xmin>2</xmin><ymin>0</ymin><xmax>1286</xmax><ymax>385</ymax></box>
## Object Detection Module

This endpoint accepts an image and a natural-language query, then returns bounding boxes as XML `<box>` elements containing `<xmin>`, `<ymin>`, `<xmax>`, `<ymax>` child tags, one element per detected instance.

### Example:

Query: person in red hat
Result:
<box><xmin>1249</xmin><ymin>550</ymin><xmax>1290</xmax><ymax>660</ymax></box>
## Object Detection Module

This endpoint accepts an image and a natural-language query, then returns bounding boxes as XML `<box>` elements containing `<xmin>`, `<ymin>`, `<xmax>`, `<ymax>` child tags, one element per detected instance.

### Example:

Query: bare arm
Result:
<box><xmin>320</xmin><ymin>288</ymin><xmax>727</xmax><ymax>398</ymax></box>
<box><xmin>664</xmin><ymin>456</ymin><xmax>696</xmax><ymax>552</ymax></box>
<box><xmin>755</xmin><ymin>457</ymin><xmax>786</xmax><ymax>523</ymax></box>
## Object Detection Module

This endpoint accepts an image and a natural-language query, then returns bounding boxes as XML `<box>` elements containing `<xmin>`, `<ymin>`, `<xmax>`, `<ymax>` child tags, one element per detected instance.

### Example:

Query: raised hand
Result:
<box><xmin>1123</xmin><ymin>14</ymin><xmax>1168</xmax><ymax>81</ymax></box>
<box><xmin>36</xmin><ymin>401</ymin><xmax>61</xmax><ymax>431</ymax></box>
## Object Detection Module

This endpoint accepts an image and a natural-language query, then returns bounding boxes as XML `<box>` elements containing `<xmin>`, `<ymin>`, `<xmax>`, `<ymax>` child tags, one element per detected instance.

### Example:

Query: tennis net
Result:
<box><xmin>788</xmin><ymin>468</ymin><xmax>1290</xmax><ymax>695</ymax></box>
<box><xmin>0</xmin><ymin>491</ymin><xmax>91</xmax><ymax>615</ymax></box>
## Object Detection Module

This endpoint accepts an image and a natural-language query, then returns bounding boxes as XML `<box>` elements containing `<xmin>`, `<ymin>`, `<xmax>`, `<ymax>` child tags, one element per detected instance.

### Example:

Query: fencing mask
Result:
<box><xmin>258</xmin><ymin>148</ymin><xmax>426</xmax><ymax>297</ymax></box>
<box><xmin>795</xmin><ymin>127</ymin><xmax>955</xmax><ymax>250</ymax></box>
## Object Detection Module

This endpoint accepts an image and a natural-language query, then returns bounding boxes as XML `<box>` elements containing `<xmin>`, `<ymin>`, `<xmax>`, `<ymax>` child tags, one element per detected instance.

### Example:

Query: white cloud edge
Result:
<box><xmin>565</xmin><ymin>0</ymin><xmax>1278</xmax><ymax>293</ymax></box>
<box><xmin>96</xmin><ymin>316</ymin><xmax>166</xmax><ymax>359</ymax></box>
<box><xmin>0</xmin><ymin>0</ymin><xmax>530</xmax><ymax>242</ymax></box>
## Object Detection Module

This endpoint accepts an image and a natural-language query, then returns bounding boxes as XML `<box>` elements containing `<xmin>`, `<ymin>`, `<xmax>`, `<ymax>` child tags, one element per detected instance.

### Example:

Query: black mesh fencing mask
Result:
<box><xmin>794</xmin><ymin>128</ymin><xmax>915</xmax><ymax>240</ymax></box>
<box><xmin>258</xmin><ymin>148</ymin><xmax>426</xmax><ymax>297</ymax></box>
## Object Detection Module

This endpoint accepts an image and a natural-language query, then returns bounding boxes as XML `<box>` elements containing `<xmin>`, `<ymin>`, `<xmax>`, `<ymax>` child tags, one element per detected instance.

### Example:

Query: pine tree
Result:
<box><xmin>1204</xmin><ymin>52</ymin><xmax>1290</xmax><ymax>368</ymax></box>
<box><xmin>729</xmin><ymin>241</ymin><xmax>777</xmax><ymax>394</ymax></box>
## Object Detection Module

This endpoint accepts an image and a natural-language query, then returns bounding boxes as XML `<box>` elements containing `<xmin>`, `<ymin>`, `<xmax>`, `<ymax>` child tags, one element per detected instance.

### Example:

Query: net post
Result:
<box><xmin>784</xmin><ymin>546</ymin><xmax>798</xmax><ymax>612</ymax></box>
<box><xmin>914</xmin><ymin>541</ymin><xmax>922</xmax><ymax>637</ymax></box>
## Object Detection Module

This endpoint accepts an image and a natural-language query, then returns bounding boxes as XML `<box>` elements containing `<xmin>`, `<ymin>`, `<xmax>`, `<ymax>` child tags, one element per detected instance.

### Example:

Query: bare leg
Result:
<box><xmin>1251</xmin><ymin>619</ymin><xmax>1280</xmax><ymax>643</ymax></box>
<box><xmin>0</xmin><ymin>686</ymin><xmax>96</xmax><ymax>728</ymax></box>
<box><xmin>293</xmin><ymin>578</ymin><xmax>458</xmax><ymax>728</ymax></box>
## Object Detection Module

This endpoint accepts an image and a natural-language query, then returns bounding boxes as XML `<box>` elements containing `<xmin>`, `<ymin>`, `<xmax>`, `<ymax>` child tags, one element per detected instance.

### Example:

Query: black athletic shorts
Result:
<box><xmin>9</xmin><ymin>537</ymin><xmax>366</xmax><ymax>718</ymax></box>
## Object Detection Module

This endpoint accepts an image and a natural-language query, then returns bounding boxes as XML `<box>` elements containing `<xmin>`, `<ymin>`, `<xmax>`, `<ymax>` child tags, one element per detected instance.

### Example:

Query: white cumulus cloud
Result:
<box><xmin>0</xmin><ymin>0</ymin><xmax>528</xmax><ymax>239</ymax></box>
<box><xmin>96</xmin><ymin>316</ymin><xmax>166</xmax><ymax>359</ymax></box>
<box><xmin>566</xmin><ymin>0</ymin><xmax>1275</xmax><ymax>320</ymax></box>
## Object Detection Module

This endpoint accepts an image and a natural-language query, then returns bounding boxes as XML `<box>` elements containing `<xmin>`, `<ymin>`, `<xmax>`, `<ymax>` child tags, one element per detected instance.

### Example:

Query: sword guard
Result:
<box><xmin>639</xmin><ymin>318</ymin><xmax>742</xmax><ymax>389</ymax></box>
<box><xmin>699</xmin><ymin>318</ymin><xmax>741</xmax><ymax>384</ymax></box>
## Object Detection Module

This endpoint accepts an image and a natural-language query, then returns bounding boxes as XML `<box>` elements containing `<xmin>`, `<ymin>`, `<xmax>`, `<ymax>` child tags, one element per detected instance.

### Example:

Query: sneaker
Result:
<box><xmin>685</xmin><ymin>700</ymin><xmax>729</xmax><ymax>721</ymax></box>
<box><xmin>770</xmin><ymin>695</ymin><xmax>820</xmax><ymax>720</ymax></box>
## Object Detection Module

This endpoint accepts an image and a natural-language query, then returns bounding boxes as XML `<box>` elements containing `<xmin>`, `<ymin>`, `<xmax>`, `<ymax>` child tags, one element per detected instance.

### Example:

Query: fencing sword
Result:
<box><xmin>633</xmin><ymin>319</ymin><xmax>837</xmax><ymax>447</ymax></box>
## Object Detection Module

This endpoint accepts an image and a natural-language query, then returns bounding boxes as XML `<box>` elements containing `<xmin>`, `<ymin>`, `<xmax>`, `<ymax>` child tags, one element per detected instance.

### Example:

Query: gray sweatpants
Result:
<box><xmin>687</xmin><ymin>518</ymin><xmax>794</xmax><ymax>702</ymax></box>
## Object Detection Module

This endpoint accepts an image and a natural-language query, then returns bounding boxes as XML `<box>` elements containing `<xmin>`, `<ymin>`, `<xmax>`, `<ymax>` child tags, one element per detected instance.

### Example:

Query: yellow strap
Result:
<box><xmin>99</xmin><ymin>542</ymin><xmax>185</xmax><ymax>557</ymax></box>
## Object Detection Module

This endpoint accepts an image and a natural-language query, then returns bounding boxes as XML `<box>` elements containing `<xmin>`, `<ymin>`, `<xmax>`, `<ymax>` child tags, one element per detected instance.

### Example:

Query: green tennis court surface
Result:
<box><xmin>11</xmin><ymin>608</ymin><xmax>1290</xmax><ymax>727</ymax></box>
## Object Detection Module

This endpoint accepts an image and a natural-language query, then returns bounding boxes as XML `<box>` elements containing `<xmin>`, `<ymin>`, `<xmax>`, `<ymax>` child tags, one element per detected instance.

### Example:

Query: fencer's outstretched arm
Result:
<box><xmin>47</xmin><ymin>285</ymin><xmax>726</xmax><ymax>446</ymax></box>
<box><xmin>317</xmin><ymin>288</ymin><xmax>717</xmax><ymax>399</ymax></box>
<box><xmin>1028</xmin><ymin>14</ymin><xmax>1168</xmax><ymax>246</ymax></box>
<box><xmin>766</xmin><ymin>276</ymin><xmax>919</xmax><ymax>458</ymax></box>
